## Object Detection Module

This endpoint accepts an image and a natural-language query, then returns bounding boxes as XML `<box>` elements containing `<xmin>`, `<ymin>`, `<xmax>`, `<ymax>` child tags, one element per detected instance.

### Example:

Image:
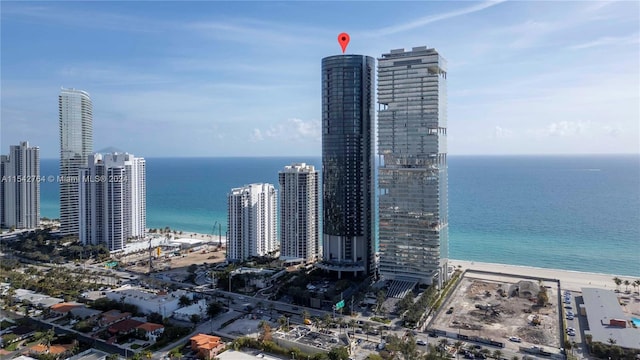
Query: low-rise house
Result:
<box><xmin>50</xmin><ymin>302</ymin><xmax>83</xmax><ymax>317</ymax></box>
<box><xmin>70</xmin><ymin>307</ymin><xmax>102</xmax><ymax>320</ymax></box>
<box><xmin>136</xmin><ymin>322</ymin><xmax>164</xmax><ymax>343</ymax></box>
<box><xmin>66</xmin><ymin>348</ymin><xmax>109</xmax><ymax>360</ymax></box>
<box><xmin>12</xmin><ymin>289</ymin><xmax>63</xmax><ymax>308</ymax></box>
<box><xmin>99</xmin><ymin>310</ymin><xmax>132</xmax><ymax>327</ymax></box>
<box><xmin>190</xmin><ymin>334</ymin><xmax>225</xmax><ymax>359</ymax></box>
<box><xmin>105</xmin><ymin>286</ymin><xmax>192</xmax><ymax>317</ymax></box>
<box><xmin>27</xmin><ymin>343</ymin><xmax>73</xmax><ymax>357</ymax></box>
<box><xmin>107</xmin><ymin>319</ymin><xmax>144</xmax><ymax>336</ymax></box>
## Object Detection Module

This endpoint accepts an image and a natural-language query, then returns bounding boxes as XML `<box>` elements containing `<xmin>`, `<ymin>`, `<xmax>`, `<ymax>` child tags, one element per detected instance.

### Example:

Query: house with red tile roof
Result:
<box><xmin>107</xmin><ymin>319</ymin><xmax>144</xmax><ymax>335</ymax></box>
<box><xmin>136</xmin><ymin>322</ymin><xmax>164</xmax><ymax>343</ymax></box>
<box><xmin>49</xmin><ymin>302</ymin><xmax>82</xmax><ymax>317</ymax></box>
<box><xmin>189</xmin><ymin>334</ymin><xmax>225</xmax><ymax>359</ymax></box>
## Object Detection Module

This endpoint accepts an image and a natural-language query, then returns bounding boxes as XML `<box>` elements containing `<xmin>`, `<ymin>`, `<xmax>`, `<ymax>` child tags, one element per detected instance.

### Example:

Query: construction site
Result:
<box><xmin>431</xmin><ymin>272</ymin><xmax>561</xmax><ymax>351</ymax></box>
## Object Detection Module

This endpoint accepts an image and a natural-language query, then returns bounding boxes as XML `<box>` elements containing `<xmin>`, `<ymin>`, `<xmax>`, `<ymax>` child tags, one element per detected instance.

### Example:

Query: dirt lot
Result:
<box><xmin>125</xmin><ymin>246</ymin><xmax>226</xmax><ymax>275</ymax></box>
<box><xmin>432</xmin><ymin>274</ymin><xmax>560</xmax><ymax>350</ymax></box>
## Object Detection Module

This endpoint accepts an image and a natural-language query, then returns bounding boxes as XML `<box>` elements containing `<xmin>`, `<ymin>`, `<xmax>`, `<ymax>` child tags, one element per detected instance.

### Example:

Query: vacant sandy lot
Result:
<box><xmin>125</xmin><ymin>245</ymin><xmax>226</xmax><ymax>274</ymax></box>
<box><xmin>433</xmin><ymin>274</ymin><xmax>560</xmax><ymax>351</ymax></box>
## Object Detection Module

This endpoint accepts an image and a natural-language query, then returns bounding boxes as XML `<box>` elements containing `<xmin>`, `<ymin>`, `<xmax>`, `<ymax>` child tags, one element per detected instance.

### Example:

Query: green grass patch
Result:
<box><xmin>370</xmin><ymin>317</ymin><xmax>391</xmax><ymax>324</ymax></box>
<box><xmin>0</xmin><ymin>320</ymin><xmax>15</xmax><ymax>330</ymax></box>
<box><xmin>131</xmin><ymin>344</ymin><xmax>141</xmax><ymax>349</ymax></box>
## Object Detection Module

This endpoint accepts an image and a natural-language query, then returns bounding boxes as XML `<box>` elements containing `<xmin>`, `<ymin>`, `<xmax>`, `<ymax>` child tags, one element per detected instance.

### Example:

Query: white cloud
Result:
<box><xmin>250</xmin><ymin>128</ymin><xmax>264</xmax><ymax>142</ymax></box>
<box><xmin>545</xmin><ymin>121</ymin><xmax>590</xmax><ymax>137</ymax></box>
<box><xmin>257</xmin><ymin>118</ymin><xmax>321</xmax><ymax>142</ymax></box>
<box><xmin>494</xmin><ymin>126</ymin><xmax>514</xmax><ymax>139</ymax></box>
<box><xmin>365</xmin><ymin>0</ymin><xmax>506</xmax><ymax>37</ymax></box>
<box><xmin>569</xmin><ymin>33</ymin><xmax>640</xmax><ymax>50</ymax></box>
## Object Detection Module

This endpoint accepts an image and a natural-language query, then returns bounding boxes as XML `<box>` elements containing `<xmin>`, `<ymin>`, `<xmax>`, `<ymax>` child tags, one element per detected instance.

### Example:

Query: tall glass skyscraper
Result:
<box><xmin>319</xmin><ymin>55</ymin><xmax>376</xmax><ymax>278</ymax></box>
<box><xmin>377</xmin><ymin>47</ymin><xmax>449</xmax><ymax>288</ymax></box>
<box><xmin>59</xmin><ymin>88</ymin><xmax>93</xmax><ymax>236</ymax></box>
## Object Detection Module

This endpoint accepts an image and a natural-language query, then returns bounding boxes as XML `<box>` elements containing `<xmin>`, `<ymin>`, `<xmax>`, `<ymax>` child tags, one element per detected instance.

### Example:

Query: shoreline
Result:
<box><xmin>451</xmin><ymin>259</ymin><xmax>638</xmax><ymax>292</ymax></box>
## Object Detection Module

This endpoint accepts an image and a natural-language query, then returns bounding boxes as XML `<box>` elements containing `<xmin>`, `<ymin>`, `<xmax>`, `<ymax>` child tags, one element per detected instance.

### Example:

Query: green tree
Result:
<box><xmin>207</xmin><ymin>302</ymin><xmax>223</xmax><ymax>318</ymax></box>
<box><xmin>492</xmin><ymin>350</ymin><xmax>502</xmax><ymax>359</ymax></box>
<box><xmin>178</xmin><ymin>295</ymin><xmax>192</xmax><ymax>307</ymax></box>
<box><xmin>327</xmin><ymin>346</ymin><xmax>349</xmax><ymax>360</ymax></box>
<box><xmin>375</xmin><ymin>290</ymin><xmax>386</xmax><ymax>315</ymax></box>
<box><xmin>362</xmin><ymin>322</ymin><xmax>371</xmax><ymax>341</ymax></box>
<box><xmin>623</xmin><ymin>280</ymin><xmax>630</xmax><ymax>292</ymax></box>
<box><xmin>190</xmin><ymin>314</ymin><xmax>201</xmax><ymax>327</ymax></box>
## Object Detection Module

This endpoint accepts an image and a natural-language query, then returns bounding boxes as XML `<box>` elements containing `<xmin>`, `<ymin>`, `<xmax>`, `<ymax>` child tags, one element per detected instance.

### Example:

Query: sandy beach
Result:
<box><xmin>451</xmin><ymin>259</ymin><xmax>638</xmax><ymax>292</ymax></box>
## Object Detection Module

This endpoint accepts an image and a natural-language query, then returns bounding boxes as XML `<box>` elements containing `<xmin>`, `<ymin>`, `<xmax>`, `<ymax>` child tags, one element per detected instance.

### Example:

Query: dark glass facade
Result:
<box><xmin>320</xmin><ymin>55</ymin><xmax>375</xmax><ymax>277</ymax></box>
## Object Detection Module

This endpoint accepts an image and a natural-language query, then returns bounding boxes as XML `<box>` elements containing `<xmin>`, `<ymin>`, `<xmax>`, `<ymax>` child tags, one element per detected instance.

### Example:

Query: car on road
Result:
<box><xmin>509</xmin><ymin>336</ymin><xmax>522</xmax><ymax>342</ymax></box>
<box><xmin>566</xmin><ymin>315</ymin><xmax>574</xmax><ymax>320</ymax></box>
<box><xmin>417</xmin><ymin>340</ymin><xmax>427</xmax><ymax>346</ymax></box>
<box><xmin>567</xmin><ymin>330</ymin><xmax>576</xmax><ymax>336</ymax></box>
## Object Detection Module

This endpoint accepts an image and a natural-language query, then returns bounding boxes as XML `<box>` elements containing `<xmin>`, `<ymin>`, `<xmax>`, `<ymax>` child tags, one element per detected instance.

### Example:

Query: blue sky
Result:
<box><xmin>2</xmin><ymin>1</ymin><xmax>638</xmax><ymax>158</ymax></box>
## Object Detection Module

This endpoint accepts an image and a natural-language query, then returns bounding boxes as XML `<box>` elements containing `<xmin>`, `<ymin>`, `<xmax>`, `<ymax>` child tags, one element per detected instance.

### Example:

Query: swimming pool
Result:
<box><xmin>632</xmin><ymin>317</ymin><xmax>640</xmax><ymax>327</ymax></box>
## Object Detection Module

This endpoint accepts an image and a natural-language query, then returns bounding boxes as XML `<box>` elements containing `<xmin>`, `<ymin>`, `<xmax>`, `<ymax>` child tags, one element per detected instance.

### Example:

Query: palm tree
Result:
<box><xmin>362</xmin><ymin>323</ymin><xmax>371</xmax><ymax>341</ymax></box>
<box><xmin>349</xmin><ymin>319</ymin><xmax>357</xmax><ymax>335</ymax></box>
<box><xmin>278</xmin><ymin>315</ymin><xmax>287</xmax><ymax>331</ymax></box>
<box><xmin>302</xmin><ymin>310</ymin><xmax>310</xmax><ymax>323</ymax></box>
<box><xmin>623</xmin><ymin>280</ymin><xmax>631</xmax><ymax>293</ymax></box>
<box><xmin>454</xmin><ymin>341</ymin><xmax>463</xmax><ymax>356</ymax></box>
<box><xmin>378</xmin><ymin>325</ymin><xmax>385</xmax><ymax>342</ymax></box>
<box><xmin>492</xmin><ymin>350</ymin><xmax>502</xmax><ymax>359</ymax></box>
<box><xmin>612</xmin><ymin>277</ymin><xmax>622</xmax><ymax>291</ymax></box>
<box><xmin>608</xmin><ymin>338</ymin><xmax>616</xmax><ymax>346</ymax></box>
<box><xmin>633</xmin><ymin>280</ymin><xmax>640</xmax><ymax>294</ymax></box>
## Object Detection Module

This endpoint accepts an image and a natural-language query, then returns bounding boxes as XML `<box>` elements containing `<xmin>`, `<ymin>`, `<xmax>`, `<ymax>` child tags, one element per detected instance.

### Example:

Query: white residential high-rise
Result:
<box><xmin>377</xmin><ymin>47</ymin><xmax>449</xmax><ymax>288</ymax></box>
<box><xmin>79</xmin><ymin>153</ymin><xmax>146</xmax><ymax>251</ymax></box>
<box><xmin>278</xmin><ymin>163</ymin><xmax>318</xmax><ymax>264</ymax></box>
<box><xmin>227</xmin><ymin>183</ymin><xmax>277</xmax><ymax>262</ymax></box>
<box><xmin>59</xmin><ymin>88</ymin><xmax>93</xmax><ymax>236</ymax></box>
<box><xmin>0</xmin><ymin>141</ymin><xmax>40</xmax><ymax>229</ymax></box>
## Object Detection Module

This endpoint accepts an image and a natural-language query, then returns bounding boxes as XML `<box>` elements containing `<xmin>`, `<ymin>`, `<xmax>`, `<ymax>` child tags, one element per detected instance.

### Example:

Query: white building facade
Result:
<box><xmin>227</xmin><ymin>183</ymin><xmax>277</xmax><ymax>262</ymax></box>
<box><xmin>377</xmin><ymin>47</ymin><xmax>449</xmax><ymax>287</ymax></box>
<box><xmin>59</xmin><ymin>88</ymin><xmax>93</xmax><ymax>236</ymax></box>
<box><xmin>79</xmin><ymin>153</ymin><xmax>146</xmax><ymax>251</ymax></box>
<box><xmin>0</xmin><ymin>141</ymin><xmax>40</xmax><ymax>229</ymax></box>
<box><xmin>278</xmin><ymin>163</ymin><xmax>318</xmax><ymax>264</ymax></box>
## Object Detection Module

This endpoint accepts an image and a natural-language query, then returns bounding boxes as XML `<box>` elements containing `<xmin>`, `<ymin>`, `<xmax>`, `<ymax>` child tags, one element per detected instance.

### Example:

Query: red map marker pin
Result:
<box><xmin>338</xmin><ymin>32</ymin><xmax>350</xmax><ymax>53</ymax></box>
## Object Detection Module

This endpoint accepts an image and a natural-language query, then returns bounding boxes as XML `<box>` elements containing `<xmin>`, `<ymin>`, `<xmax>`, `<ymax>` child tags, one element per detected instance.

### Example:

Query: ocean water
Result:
<box><xmin>39</xmin><ymin>155</ymin><xmax>640</xmax><ymax>277</ymax></box>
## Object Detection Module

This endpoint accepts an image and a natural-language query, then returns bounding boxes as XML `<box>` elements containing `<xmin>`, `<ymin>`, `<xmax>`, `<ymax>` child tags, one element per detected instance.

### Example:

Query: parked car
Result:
<box><xmin>417</xmin><ymin>340</ymin><xmax>427</xmax><ymax>346</ymax></box>
<box><xmin>509</xmin><ymin>336</ymin><xmax>522</xmax><ymax>343</ymax></box>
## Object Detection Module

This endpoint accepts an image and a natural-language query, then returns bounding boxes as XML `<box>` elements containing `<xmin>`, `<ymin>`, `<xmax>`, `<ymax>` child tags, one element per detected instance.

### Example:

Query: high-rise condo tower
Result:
<box><xmin>279</xmin><ymin>163</ymin><xmax>319</xmax><ymax>264</ymax></box>
<box><xmin>377</xmin><ymin>47</ymin><xmax>449</xmax><ymax>288</ymax></box>
<box><xmin>59</xmin><ymin>88</ymin><xmax>93</xmax><ymax>236</ymax></box>
<box><xmin>320</xmin><ymin>55</ymin><xmax>376</xmax><ymax>278</ymax></box>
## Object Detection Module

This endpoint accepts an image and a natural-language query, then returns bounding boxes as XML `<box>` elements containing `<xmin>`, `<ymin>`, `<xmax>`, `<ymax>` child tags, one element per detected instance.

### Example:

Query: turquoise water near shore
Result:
<box><xmin>39</xmin><ymin>155</ymin><xmax>640</xmax><ymax>277</ymax></box>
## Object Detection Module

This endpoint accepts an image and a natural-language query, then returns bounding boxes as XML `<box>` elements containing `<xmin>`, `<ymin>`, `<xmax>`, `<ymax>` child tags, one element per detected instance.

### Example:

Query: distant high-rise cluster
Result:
<box><xmin>319</xmin><ymin>55</ymin><xmax>376</xmax><ymax>278</ymax></box>
<box><xmin>57</xmin><ymin>87</ymin><xmax>147</xmax><ymax>252</ymax></box>
<box><xmin>79</xmin><ymin>153</ymin><xmax>146</xmax><ymax>251</ymax></box>
<box><xmin>227</xmin><ymin>183</ymin><xmax>277</xmax><ymax>262</ymax></box>
<box><xmin>377</xmin><ymin>47</ymin><xmax>449</xmax><ymax>287</ymax></box>
<box><xmin>59</xmin><ymin>88</ymin><xmax>93</xmax><ymax>236</ymax></box>
<box><xmin>278</xmin><ymin>163</ymin><xmax>319</xmax><ymax>264</ymax></box>
<box><xmin>0</xmin><ymin>141</ymin><xmax>40</xmax><ymax>229</ymax></box>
